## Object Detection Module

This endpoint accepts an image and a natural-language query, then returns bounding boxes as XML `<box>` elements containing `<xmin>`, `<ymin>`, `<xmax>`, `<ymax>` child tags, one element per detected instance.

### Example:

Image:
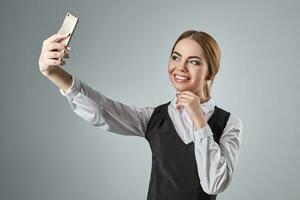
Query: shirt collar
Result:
<box><xmin>170</xmin><ymin>94</ymin><xmax>215</xmax><ymax>114</ymax></box>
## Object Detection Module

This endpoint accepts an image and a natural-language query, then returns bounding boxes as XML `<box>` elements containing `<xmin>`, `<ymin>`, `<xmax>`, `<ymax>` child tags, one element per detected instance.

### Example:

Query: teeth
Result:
<box><xmin>175</xmin><ymin>75</ymin><xmax>188</xmax><ymax>80</ymax></box>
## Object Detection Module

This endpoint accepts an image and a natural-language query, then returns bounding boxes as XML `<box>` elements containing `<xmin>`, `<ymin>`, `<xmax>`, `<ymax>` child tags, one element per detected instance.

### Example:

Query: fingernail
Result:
<box><xmin>67</xmin><ymin>46</ymin><xmax>71</xmax><ymax>51</ymax></box>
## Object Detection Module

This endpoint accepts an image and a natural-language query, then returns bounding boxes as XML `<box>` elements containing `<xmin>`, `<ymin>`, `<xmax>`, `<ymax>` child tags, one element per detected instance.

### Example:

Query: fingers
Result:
<box><xmin>177</xmin><ymin>91</ymin><xmax>195</xmax><ymax>98</ymax></box>
<box><xmin>176</xmin><ymin>97</ymin><xmax>189</xmax><ymax>106</ymax></box>
<box><xmin>176</xmin><ymin>92</ymin><xmax>193</xmax><ymax>101</ymax></box>
<box><xmin>42</xmin><ymin>42</ymin><xmax>68</xmax><ymax>52</ymax></box>
<box><xmin>42</xmin><ymin>33</ymin><xmax>72</xmax><ymax>53</ymax></box>
<box><xmin>39</xmin><ymin>33</ymin><xmax>72</xmax><ymax>73</ymax></box>
<box><xmin>41</xmin><ymin>46</ymin><xmax>70</xmax><ymax>67</ymax></box>
<box><xmin>176</xmin><ymin>92</ymin><xmax>194</xmax><ymax>111</ymax></box>
<box><xmin>175</xmin><ymin>101</ymin><xmax>186</xmax><ymax>111</ymax></box>
<box><xmin>43</xmin><ymin>57</ymin><xmax>66</xmax><ymax>67</ymax></box>
<box><xmin>43</xmin><ymin>50</ymin><xmax>70</xmax><ymax>60</ymax></box>
<box><xmin>44</xmin><ymin>33</ymin><xmax>70</xmax><ymax>44</ymax></box>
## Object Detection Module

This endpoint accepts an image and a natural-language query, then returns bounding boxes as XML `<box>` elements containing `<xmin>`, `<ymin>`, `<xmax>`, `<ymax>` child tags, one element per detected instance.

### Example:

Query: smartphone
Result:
<box><xmin>57</xmin><ymin>12</ymin><xmax>79</xmax><ymax>46</ymax></box>
<box><xmin>57</xmin><ymin>12</ymin><xmax>78</xmax><ymax>61</ymax></box>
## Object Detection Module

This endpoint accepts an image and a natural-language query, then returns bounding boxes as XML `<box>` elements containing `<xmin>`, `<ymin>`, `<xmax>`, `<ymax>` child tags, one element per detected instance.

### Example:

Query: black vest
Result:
<box><xmin>145</xmin><ymin>101</ymin><xmax>230</xmax><ymax>200</ymax></box>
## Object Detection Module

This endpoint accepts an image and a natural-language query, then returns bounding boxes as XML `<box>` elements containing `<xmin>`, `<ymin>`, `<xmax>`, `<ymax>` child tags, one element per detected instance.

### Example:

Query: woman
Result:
<box><xmin>38</xmin><ymin>30</ymin><xmax>242</xmax><ymax>200</ymax></box>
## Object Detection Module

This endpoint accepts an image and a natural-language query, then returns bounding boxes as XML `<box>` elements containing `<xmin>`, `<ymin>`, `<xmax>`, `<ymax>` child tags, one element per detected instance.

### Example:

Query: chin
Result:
<box><xmin>170</xmin><ymin>78</ymin><xmax>192</xmax><ymax>92</ymax></box>
<box><xmin>172</xmin><ymin>82</ymin><xmax>195</xmax><ymax>92</ymax></box>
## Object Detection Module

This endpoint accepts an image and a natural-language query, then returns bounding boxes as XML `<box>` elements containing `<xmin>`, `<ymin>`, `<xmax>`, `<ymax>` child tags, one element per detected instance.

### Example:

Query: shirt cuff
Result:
<box><xmin>59</xmin><ymin>75</ymin><xmax>81</xmax><ymax>98</ymax></box>
<box><xmin>193</xmin><ymin>124</ymin><xmax>213</xmax><ymax>142</ymax></box>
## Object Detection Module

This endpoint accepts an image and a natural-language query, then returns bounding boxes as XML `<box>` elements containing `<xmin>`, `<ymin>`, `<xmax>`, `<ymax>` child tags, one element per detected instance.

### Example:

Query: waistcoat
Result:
<box><xmin>145</xmin><ymin>101</ymin><xmax>230</xmax><ymax>200</ymax></box>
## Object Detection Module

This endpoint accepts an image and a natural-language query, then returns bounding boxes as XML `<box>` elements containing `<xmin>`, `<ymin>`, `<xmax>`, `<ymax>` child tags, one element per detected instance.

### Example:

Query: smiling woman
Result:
<box><xmin>143</xmin><ymin>30</ymin><xmax>242</xmax><ymax>200</ymax></box>
<box><xmin>168</xmin><ymin>30</ymin><xmax>221</xmax><ymax>103</ymax></box>
<box><xmin>38</xmin><ymin>29</ymin><xmax>242</xmax><ymax>200</ymax></box>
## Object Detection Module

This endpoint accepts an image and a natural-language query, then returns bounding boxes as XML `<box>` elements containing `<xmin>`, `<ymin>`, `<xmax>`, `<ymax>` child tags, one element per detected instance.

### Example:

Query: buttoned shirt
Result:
<box><xmin>59</xmin><ymin>76</ymin><xmax>243</xmax><ymax>195</ymax></box>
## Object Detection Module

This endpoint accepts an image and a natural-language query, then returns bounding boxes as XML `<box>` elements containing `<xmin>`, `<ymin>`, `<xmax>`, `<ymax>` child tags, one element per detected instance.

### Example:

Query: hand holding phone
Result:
<box><xmin>38</xmin><ymin>12</ymin><xmax>79</xmax><ymax>74</ymax></box>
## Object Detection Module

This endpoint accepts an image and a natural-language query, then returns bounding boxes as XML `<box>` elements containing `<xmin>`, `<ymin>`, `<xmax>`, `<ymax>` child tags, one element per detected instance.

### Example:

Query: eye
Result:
<box><xmin>190</xmin><ymin>60</ymin><xmax>200</xmax><ymax>65</ymax></box>
<box><xmin>171</xmin><ymin>55</ymin><xmax>179</xmax><ymax>61</ymax></box>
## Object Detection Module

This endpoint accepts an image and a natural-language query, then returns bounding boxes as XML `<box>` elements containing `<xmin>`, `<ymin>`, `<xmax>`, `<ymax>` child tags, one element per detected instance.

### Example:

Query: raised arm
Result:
<box><xmin>38</xmin><ymin>33</ymin><xmax>154</xmax><ymax>137</ymax></box>
<box><xmin>59</xmin><ymin>75</ymin><xmax>154</xmax><ymax>137</ymax></box>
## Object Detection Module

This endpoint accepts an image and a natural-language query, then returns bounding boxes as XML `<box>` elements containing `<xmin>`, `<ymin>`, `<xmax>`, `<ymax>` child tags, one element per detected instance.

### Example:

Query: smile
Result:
<box><xmin>174</xmin><ymin>74</ymin><xmax>190</xmax><ymax>83</ymax></box>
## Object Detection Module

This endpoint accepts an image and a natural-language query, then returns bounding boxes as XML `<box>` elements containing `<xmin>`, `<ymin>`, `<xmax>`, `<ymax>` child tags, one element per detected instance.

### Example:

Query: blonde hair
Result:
<box><xmin>170</xmin><ymin>30</ymin><xmax>221</xmax><ymax>98</ymax></box>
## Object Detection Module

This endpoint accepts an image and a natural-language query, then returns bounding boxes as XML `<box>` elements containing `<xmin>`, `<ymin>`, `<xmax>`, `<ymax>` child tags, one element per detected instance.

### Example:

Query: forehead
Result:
<box><xmin>174</xmin><ymin>38</ymin><xmax>204</xmax><ymax>58</ymax></box>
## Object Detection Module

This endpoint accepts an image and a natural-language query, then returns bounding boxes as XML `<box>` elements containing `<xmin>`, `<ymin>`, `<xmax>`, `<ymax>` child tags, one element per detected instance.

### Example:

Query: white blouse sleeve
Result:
<box><xmin>59</xmin><ymin>75</ymin><xmax>154</xmax><ymax>137</ymax></box>
<box><xmin>192</xmin><ymin>114</ymin><xmax>243</xmax><ymax>195</ymax></box>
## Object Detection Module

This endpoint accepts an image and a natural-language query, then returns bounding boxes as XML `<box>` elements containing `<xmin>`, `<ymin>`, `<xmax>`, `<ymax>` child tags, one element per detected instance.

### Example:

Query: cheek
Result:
<box><xmin>167</xmin><ymin>62</ymin><xmax>175</xmax><ymax>73</ymax></box>
<box><xmin>190</xmin><ymin>69</ymin><xmax>205</xmax><ymax>82</ymax></box>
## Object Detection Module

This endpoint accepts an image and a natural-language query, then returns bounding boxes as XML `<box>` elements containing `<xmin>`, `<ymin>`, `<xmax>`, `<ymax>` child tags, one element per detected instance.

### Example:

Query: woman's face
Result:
<box><xmin>168</xmin><ymin>38</ymin><xmax>209</xmax><ymax>95</ymax></box>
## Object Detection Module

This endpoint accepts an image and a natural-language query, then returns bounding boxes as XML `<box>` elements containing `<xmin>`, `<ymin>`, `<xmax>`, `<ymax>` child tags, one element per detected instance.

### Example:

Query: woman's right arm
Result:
<box><xmin>59</xmin><ymin>75</ymin><xmax>154</xmax><ymax>137</ymax></box>
<box><xmin>38</xmin><ymin>33</ymin><xmax>154</xmax><ymax>137</ymax></box>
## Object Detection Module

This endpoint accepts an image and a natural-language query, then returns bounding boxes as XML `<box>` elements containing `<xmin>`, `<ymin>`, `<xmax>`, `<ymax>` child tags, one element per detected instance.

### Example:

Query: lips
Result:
<box><xmin>174</xmin><ymin>74</ymin><xmax>190</xmax><ymax>80</ymax></box>
<box><xmin>173</xmin><ymin>74</ymin><xmax>190</xmax><ymax>83</ymax></box>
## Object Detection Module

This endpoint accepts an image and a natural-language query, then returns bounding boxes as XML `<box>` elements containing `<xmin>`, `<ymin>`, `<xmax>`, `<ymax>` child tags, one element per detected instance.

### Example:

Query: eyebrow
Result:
<box><xmin>172</xmin><ymin>51</ymin><xmax>202</xmax><ymax>60</ymax></box>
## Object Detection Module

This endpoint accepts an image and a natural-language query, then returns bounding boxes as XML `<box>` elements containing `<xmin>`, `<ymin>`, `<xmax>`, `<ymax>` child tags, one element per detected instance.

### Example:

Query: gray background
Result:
<box><xmin>1</xmin><ymin>0</ymin><xmax>299</xmax><ymax>199</ymax></box>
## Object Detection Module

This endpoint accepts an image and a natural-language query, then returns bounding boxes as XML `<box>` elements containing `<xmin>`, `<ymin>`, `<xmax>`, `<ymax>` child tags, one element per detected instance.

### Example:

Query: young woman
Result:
<box><xmin>38</xmin><ymin>30</ymin><xmax>242</xmax><ymax>200</ymax></box>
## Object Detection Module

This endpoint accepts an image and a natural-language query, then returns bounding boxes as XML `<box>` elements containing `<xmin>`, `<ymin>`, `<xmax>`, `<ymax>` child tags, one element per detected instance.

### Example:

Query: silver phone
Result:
<box><xmin>57</xmin><ymin>12</ymin><xmax>79</xmax><ymax>46</ymax></box>
<box><xmin>57</xmin><ymin>12</ymin><xmax>78</xmax><ymax>61</ymax></box>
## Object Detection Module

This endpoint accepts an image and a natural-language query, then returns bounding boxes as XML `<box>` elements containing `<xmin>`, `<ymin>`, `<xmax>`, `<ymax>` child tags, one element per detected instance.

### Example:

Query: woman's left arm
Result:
<box><xmin>193</xmin><ymin>114</ymin><xmax>243</xmax><ymax>195</ymax></box>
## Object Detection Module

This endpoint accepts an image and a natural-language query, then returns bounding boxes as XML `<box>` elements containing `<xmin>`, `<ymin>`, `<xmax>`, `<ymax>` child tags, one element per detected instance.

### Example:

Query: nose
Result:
<box><xmin>176</xmin><ymin>60</ymin><xmax>188</xmax><ymax>72</ymax></box>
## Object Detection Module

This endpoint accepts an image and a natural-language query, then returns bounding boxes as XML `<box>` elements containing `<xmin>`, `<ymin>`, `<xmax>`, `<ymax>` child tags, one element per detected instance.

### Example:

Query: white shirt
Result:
<box><xmin>59</xmin><ymin>76</ymin><xmax>243</xmax><ymax>195</ymax></box>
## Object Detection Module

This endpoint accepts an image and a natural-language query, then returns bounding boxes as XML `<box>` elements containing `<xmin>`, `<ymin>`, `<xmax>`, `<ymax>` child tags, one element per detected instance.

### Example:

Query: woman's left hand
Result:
<box><xmin>176</xmin><ymin>91</ymin><xmax>208</xmax><ymax>129</ymax></box>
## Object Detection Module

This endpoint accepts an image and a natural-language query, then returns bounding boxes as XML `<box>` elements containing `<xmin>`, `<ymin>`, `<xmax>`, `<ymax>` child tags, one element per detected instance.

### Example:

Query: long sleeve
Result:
<box><xmin>193</xmin><ymin>114</ymin><xmax>242</xmax><ymax>195</ymax></box>
<box><xmin>59</xmin><ymin>75</ymin><xmax>154</xmax><ymax>137</ymax></box>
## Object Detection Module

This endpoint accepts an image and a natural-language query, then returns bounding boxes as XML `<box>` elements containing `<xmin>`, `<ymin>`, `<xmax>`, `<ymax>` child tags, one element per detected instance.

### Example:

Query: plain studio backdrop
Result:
<box><xmin>0</xmin><ymin>0</ymin><xmax>299</xmax><ymax>199</ymax></box>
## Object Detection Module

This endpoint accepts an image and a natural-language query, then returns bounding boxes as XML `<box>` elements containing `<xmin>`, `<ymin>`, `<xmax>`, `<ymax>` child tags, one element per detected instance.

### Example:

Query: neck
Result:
<box><xmin>193</xmin><ymin>87</ymin><xmax>210</xmax><ymax>103</ymax></box>
<box><xmin>200</xmin><ymin>96</ymin><xmax>210</xmax><ymax>103</ymax></box>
